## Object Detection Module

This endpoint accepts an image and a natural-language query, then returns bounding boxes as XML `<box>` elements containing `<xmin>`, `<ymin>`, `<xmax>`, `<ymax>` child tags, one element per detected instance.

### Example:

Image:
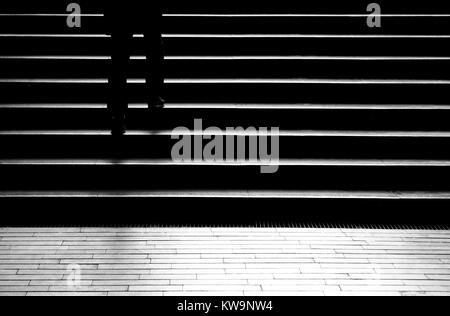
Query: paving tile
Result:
<box><xmin>93</xmin><ymin>254</ymin><xmax>148</xmax><ymax>259</ymax></box>
<box><xmin>248</xmin><ymin>279</ymin><xmax>326</xmax><ymax>285</ymax></box>
<box><xmin>0</xmin><ymin>275</ymin><xmax>63</xmax><ymax>280</ymax></box>
<box><xmin>197</xmin><ymin>274</ymin><xmax>274</xmax><ymax>280</ymax></box>
<box><xmin>327</xmin><ymin>291</ymin><xmax>402</xmax><ymax>296</ymax></box>
<box><xmin>170</xmin><ymin>279</ymin><xmax>249</xmax><ymax>285</ymax></box>
<box><xmin>402</xmin><ymin>292</ymin><xmax>450</xmax><ymax>296</ymax></box>
<box><xmin>245</xmin><ymin>291</ymin><xmax>325</xmax><ymax>296</ymax></box>
<box><xmin>164</xmin><ymin>291</ymin><xmax>244</xmax><ymax>297</ymax></box>
<box><xmin>108</xmin><ymin>292</ymin><xmax>164</xmax><ymax>296</ymax></box>
<box><xmin>97</xmin><ymin>264</ymin><xmax>170</xmax><ymax>270</ymax></box>
<box><xmin>403</xmin><ymin>280</ymin><xmax>450</xmax><ymax>286</ymax></box>
<box><xmin>418</xmin><ymin>286</ymin><xmax>450</xmax><ymax>291</ymax></box>
<box><xmin>171</xmin><ymin>264</ymin><xmax>246</xmax><ymax>269</ymax></box>
<box><xmin>0</xmin><ymin>265</ymin><xmax>39</xmax><ymax>269</ymax></box>
<box><xmin>152</xmin><ymin>269</ymin><xmax>225</xmax><ymax>275</ymax></box>
<box><xmin>340</xmin><ymin>285</ymin><xmax>422</xmax><ymax>292</ymax></box>
<box><xmin>140</xmin><ymin>274</ymin><xmax>196</xmax><ymax>280</ymax></box>
<box><xmin>0</xmin><ymin>292</ymin><xmax>27</xmax><ymax>296</ymax></box>
<box><xmin>48</xmin><ymin>286</ymin><xmax>129</xmax><ymax>292</ymax></box>
<box><xmin>60</xmin><ymin>259</ymin><xmax>151</xmax><ymax>264</ymax></box>
<box><xmin>226</xmin><ymin>268</ymin><xmax>301</xmax><ymax>274</ymax></box>
<box><xmin>0</xmin><ymin>286</ymin><xmax>49</xmax><ymax>292</ymax></box>
<box><xmin>274</xmin><ymin>273</ymin><xmax>349</xmax><ymax>280</ymax></box>
<box><xmin>348</xmin><ymin>274</ymin><xmax>429</xmax><ymax>280</ymax></box>
<box><xmin>183</xmin><ymin>285</ymin><xmax>261</xmax><ymax>292</ymax></box>
<box><xmin>0</xmin><ymin>280</ymin><xmax>30</xmax><ymax>286</ymax></box>
<box><xmin>0</xmin><ymin>260</ymin><xmax>60</xmax><ymax>264</ymax></box>
<box><xmin>27</xmin><ymin>292</ymin><xmax>108</xmax><ymax>296</ymax></box>
<box><xmin>426</xmin><ymin>275</ymin><xmax>450</xmax><ymax>280</ymax></box>
<box><xmin>261</xmin><ymin>285</ymin><xmax>340</xmax><ymax>292</ymax></box>
<box><xmin>315</xmin><ymin>258</ymin><xmax>370</xmax><ymax>264</ymax></box>
<box><xmin>151</xmin><ymin>259</ymin><xmax>223</xmax><ymax>264</ymax></box>
<box><xmin>38</xmin><ymin>264</ymin><xmax>98</xmax><ymax>270</ymax></box>
<box><xmin>225</xmin><ymin>258</ymin><xmax>314</xmax><ymax>264</ymax></box>
<box><xmin>92</xmin><ymin>280</ymin><xmax>170</xmax><ymax>286</ymax></box>
<box><xmin>128</xmin><ymin>285</ymin><xmax>183</xmax><ymax>292</ymax></box>
<box><xmin>327</xmin><ymin>279</ymin><xmax>405</xmax><ymax>285</ymax></box>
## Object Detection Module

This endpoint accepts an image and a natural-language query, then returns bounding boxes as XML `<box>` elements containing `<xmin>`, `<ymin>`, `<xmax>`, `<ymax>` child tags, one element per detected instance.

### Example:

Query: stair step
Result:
<box><xmin>2</xmin><ymin>34</ymin><xmax>450</xmax><ymax>38</ymax></box>
<box><xmin>1</xmin><ymin>0</ymin><xmax>449</xmax><ymax>14</ymax></box>
<box><xmin>2</xmin><ymin>103</ymin><xmax>450</xmax><ymax>110</ymax></box>
<box><xmin>1</xmin><ymin>190</ymin><xmax>449</xmax><ymax>225</ymax></box>
<box><xmin>3</xmin><ymin>55</ymin><xmax>450</xmax><ymax>60</ymax></box>
<box><xmin>1</xmin><ymin>190</ymin><xmax>450</xmax><ymax>199</ymax></box>
<box><xmin>3</xmin><ymin>130</ymin><xmax>450</xmax><ymax>137</ymax></box>
<box><xmin>1</xmin><ymin>14</ymin><xmax>450</xmax><ymax>35</ymax></box>
<box><xmin>1</xmin><ymin>105</ymin><xmax>450</xmax><ymax>131</ymax></box>
<box><xmin>1</xmin><ymin>80</ymin><xmax>449</xmax><ymax>104</ymax></box>
<box><xmin>2</xmin><ymin>57</ymin><xmax>450</xmax><ymax>79</ymax></box>
<box><xmin>1</xmin><ymin>36</ymin><xmax>449</xmax><ymax>56</ymax></box>
<box><xmin>3</xmin><ymin>78</ymin><xmax>450</xmax><ymax>84</ymax></box>
<box><xmin>1</xmin><ymin>130</ymin><xmax>450</xmax><ymax>160</ymax></box>
<box><xmin>3</xmin><ymin>158</ymin><xmax>450</xmax><ymax>166</ymax></box>
<box><xmin>0</xmin><ymin>159</ymin><xmax>449</xmax><ymax>191</ymax></box>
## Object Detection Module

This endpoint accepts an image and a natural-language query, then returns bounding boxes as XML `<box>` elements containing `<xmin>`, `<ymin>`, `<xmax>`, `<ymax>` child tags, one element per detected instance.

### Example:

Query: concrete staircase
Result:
<box><xmin>1</xmin><ymin>1</ymin><xmax>450</xmax><ymax>225</ymax></box>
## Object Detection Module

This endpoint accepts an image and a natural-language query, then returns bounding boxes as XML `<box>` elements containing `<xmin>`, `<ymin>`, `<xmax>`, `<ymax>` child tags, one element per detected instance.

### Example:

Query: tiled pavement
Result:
<box><xmin>1</xmin><ymin>227</ymin><xmax>450</xmax><ymax>296</ymax></box>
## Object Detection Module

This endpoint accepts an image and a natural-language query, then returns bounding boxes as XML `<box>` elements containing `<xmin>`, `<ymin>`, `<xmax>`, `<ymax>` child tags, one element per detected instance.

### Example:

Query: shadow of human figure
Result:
<box><xmin>105</xmin><ymin>1</ymin><xmax>165</xmax><ymax>136</ymax></box>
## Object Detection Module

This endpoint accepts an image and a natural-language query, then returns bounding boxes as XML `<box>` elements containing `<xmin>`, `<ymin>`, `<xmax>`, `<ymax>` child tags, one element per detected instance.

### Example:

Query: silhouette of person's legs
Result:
<box><xmin>145</xmin><ymin>4</ymin><xmax>165</xmax><ymax>108</ymax></box>
<box><xmin>109</xmin><ymin>29</ymin><xmax>131</xmax><ymax>135</ymax></box>
<box><xmin>105</xmin><ymin>3</ymin><xmax>131</xmax><ymax>136</ymax></box>
<box><xmin>105</xmin><ymin>2</ymin><xmax>165</xmax><ymax>135</ymax></box>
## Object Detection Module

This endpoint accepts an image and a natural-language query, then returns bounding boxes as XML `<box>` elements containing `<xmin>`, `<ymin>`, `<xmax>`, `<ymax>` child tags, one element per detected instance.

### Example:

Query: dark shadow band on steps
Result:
<box><xmin>1</xmin><ymin>195</ymin><xmax>449</xmax><ymax>227</ymax></box>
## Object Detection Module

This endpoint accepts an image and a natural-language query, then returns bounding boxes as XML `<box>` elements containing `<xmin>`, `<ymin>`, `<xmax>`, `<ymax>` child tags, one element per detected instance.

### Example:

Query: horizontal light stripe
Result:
<box><xmin>160</xmin><ymin>79</ymin><xmax>450</xmax><ymax>84</ymax></box>
<box><xmin>0</xmin><ymin>34</ymin><xmax>109</xmax><ymax>37</ymax></box>
<box><xmin>0</xmin><ymin>190</ymin><xmax>449</xmax><ymax>199</ymax></box>
<box><xmin>2</xmin><ymin>13</ymin><xmax>450</xmax><ymax>17</ymax></box>
<box><xmin>161</xmin><ymin>34</ymin><xmax>450</xmax><ymax>39</ymax></box>
<box><xmin>164</xmin><ymin>14</ymin><xmax>450</xmax><ymax>18</ymax></box>
<box><xmin>3</xmin><ymin>55</ymin><xmax>450</xmax><ymax>61</ymax></box>
<box><xmin>2</xmin><ymin>34</ymin><xmax>450</xmax><ymax>39</ymax></box>
<box><xmin>1</xmin><ymin>130</ymin><xmax>450</xmax><ymax>138</ymax></box>
<box><xmin>0</xmin><ymin>56</ymin><xmax>110</xmax><ymax>60</ymax></box>
<box><xmin>1</xmin><ymin>159</ymin><xmax>450</xmax><ymax>167</ymax></box>
<box><xmin>0</xmin><ymin>79</ymin><xmax>107</xmax><ymax>83</ymax></box>
<box><xmin>2</xmin><ymin>103</ymin><xmax>450</xmax><ymax>110</ymax></box>
<box><xmin>162</xmin><ymin>56</ymin><xmax>450</xmax><ymax>61</ymax></box>
<box><xmin>0</xmin><ymin>14</ymin><xmax>101</xmax><ymax>17</ymax></box>
<box><xmin>161</xmin><ymin>103</ymin><xmax>450</xmax><ymax>110</ymax></box>
<box><xmin>2</xmin><ymin>78</ymin><xmax>449</xmax><ymax>84</ymax></box>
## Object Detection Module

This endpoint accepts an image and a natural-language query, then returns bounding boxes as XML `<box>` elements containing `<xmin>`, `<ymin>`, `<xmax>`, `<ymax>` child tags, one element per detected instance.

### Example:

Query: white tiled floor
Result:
<box><xmin>1</xmin><ymin>227</ymin><xmax>450</xmax><ymax>296</ymax></box>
